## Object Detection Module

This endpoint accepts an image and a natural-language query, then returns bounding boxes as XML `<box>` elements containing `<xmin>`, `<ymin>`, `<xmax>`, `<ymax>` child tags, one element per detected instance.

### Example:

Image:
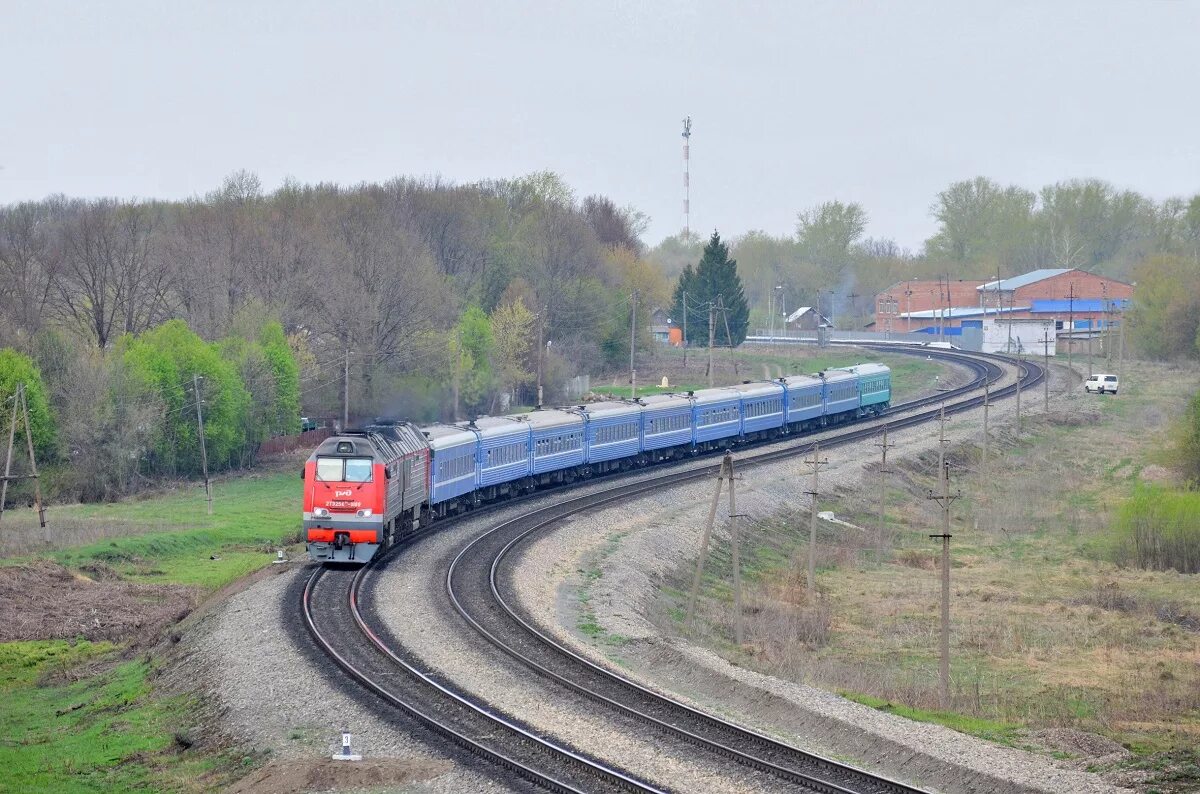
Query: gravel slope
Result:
<box><xmin>511</xmin><ymin>361</ymin><xmax>1132</xmax><ymax>794</ymax></box>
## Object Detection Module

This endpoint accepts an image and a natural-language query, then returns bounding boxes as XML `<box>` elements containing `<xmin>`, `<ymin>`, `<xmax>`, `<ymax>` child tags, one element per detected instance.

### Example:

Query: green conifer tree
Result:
<box><xmin>671</xmin><ymin>231</ymin><xmax>750</xmax><ymax>347</ymax></box>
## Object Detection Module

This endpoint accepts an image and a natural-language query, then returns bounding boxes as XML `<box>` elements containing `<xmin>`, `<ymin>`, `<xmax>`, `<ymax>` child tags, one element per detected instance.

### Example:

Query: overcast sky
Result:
<box><xmin>2</xmin><ymin>1</ymin><xmax>1197</xmax><ymax>250</ymax></box>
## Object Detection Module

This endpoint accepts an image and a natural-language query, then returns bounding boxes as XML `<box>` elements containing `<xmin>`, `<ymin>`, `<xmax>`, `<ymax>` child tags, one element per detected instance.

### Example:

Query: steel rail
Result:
<box><xmin>312</xmin><ymin>347</ymin><xmax>1038</xmax><ymax>791</ymax></box>
<box><xmin>302</xmin><ymin>564</ymin><xmax>665</xmax><ymax>793</ymax></box>
<box><xmin>436</xmin><ymin>349</ymin><xmax>1041</xmax><ymax>793</ymax></box>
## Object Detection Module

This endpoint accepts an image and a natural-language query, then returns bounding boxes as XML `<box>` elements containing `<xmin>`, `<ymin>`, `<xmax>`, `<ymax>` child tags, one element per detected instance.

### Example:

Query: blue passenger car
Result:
<box><xmin>821</xmin><ymin>370</ymin><xmax>860</xmax><ymax>423</ymax></box>
<box><xmin>833</xmin><ymin>363</ymin><xmax>891</xmax><ymax>415</ymax></box>
<box><xmin>730</xmin><ymin>381</ymin><xmax>786</xmax><ymax>437</ymax></box>
<box><xmin>640</xmin><ymin>393</ymin><xmax>693</xmax><ymax>453</ymax></box>
<box><xmin>473</xmin><ymin>416</ymin><xmax>531</xmax><ymax>488</ymax></box>
<box><xmin>693</xmin><ymin>387</ymin><xmax>742</xmax><ymax>446</ymax></box>
<box><xmin>781</xmin><ymin>374</ymin><xmax>824</xmax><ymax>427</ymax></box>
<box><xmin>421</xmin><ymin>423</ymin><xmax>479</xmax><ymax>507</ymax></box>
<box><xmin>576</xmin><ymin>401</ymin><xmax>641</xmax><ymax>465</ymax></box>
<box><xmin>525</xmin><ymin>409</ymin><xmax>586</xmax><ymax>475</ymax></box>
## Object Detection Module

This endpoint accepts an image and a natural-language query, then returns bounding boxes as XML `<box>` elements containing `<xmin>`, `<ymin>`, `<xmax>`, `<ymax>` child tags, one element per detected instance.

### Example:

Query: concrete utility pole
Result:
<box><xmin>682</xmin><ymin>292</ymin><xmax>688</xmax><ymax>367</ymax></box>
<box><xmin>630</xmin><ymin>289</ymin><xmax>638</xmax><ymax>400</ymax></box>
<box><xmin>874</xmin><ymin>425</ymin><xmax>894</xmax><ymax>566</ymax></box>
<box><xmin>1067</xmin><ymin>282</ymin><xmax>1076</xmax><ymax>400</ymax></box>
<box><xmin>719</xmin><ymin>296</ymin><xmax>738</xmax><ymax>377</ymax></box>
<box><xmin>727</xmin><ymin>454</ymin><xmax>744</xmax><ymax>645</ymax></box>
<box><xmin>803</xmin><ymin>442</ymin><xmax>829</xmax><ymax>599</ymax></box>
<box><xmin>927</xmin><ymin>462</ymin><xmax>960</xmax><ymax>709</ymax></box>
<box><xmin>1014</xmin><ymin>350</ymin><xmax>1023</xmax><ymax>434</ymax></box>
<box><xmin>1117</xmin><ymin>311</ymin><xmax>1126</xmax><ymax>384</ymax></box>
<box><xmin>1040</xmin><ymin>331</ymin><xmax>1053</xmax><ymax>408</ymax></box>
<box><xmin>192</xmin><ymin>374</ymin><xmax>213</xmax><ymax>516</ymax></box>
<box><xmin>707</xmin><ymin>301</ymin><xmax>716</xmax><ymax>388</ymax></box>
<box><xmin>536</xmin><ymin>307</ymin><xmax>546</xmax><ymax>407</ymax></box>
<box><xmin>681</xmin><ymin>116</ymin><xmax>692</xmax><ymax>238</ymax></box>
<box><xmin>981</xmin><ymin>377</ymin><xmax>989</xmax><ymax>481</ymax></box>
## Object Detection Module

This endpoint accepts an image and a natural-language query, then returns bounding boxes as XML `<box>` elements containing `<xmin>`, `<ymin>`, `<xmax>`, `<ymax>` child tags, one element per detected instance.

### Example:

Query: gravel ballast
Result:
<box><xmin>511</xmin><ymin>360</ymin><xmax>1133</xmax><ymax>794</ymax></box>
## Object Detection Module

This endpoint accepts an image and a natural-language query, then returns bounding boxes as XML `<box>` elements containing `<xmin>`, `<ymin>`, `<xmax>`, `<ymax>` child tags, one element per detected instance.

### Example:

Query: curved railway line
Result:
<box><xmin>302</xmin><ymin>349</ymin><xmax>1046</xmax><ymax>792</ymax></box>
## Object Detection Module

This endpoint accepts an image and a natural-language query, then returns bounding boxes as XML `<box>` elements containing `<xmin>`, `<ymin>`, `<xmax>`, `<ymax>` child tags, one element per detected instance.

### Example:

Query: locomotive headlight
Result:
<box><xmin>314</xmin><ymin>507</ymin><xmax>330</xmax><ymax>518</ymax></box>
<box><xmin>356</xmin><ymin>509</ymin><xmax>373</xmax><ymax>517</ymax></box>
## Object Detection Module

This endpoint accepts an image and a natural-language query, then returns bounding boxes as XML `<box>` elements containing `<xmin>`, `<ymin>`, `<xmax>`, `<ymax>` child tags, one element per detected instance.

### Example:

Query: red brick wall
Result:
<box><xmin>1012</xmin><ymin>270</ymin><xmax>1133</xmax><ymax>303</ymax></box>
<box><xmin>874</xmin><ymin>280</ymin><xmax>985</xmax><ymax>330</ymax></box>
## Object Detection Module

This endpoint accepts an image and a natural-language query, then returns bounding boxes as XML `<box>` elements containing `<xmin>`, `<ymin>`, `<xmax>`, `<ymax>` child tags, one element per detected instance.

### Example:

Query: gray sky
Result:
<box><xmin>2</xmin><ymin>1</ymin><xmax>1197</xmax><ymax>250</ymax></box>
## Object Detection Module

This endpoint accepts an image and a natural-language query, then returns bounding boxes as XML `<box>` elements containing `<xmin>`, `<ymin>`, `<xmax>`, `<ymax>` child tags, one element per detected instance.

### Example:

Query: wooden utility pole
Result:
<box><xmin>630</xmin><ymin>289</ymin><xmax>638</xmax><ymax>400</ymax></box>
<box><xmin>927</xmin><ymin>462</ymin><xmax>960</xmax><ymax>709</ymax></box>
<box><xmin>803</xmin><ymin>442</ymin><xmax>829</xmax><ymax>599</ymax></box>
<box><xmin>687</xmin><ymin>453</ymin><xmax>729</xmax><ymax>625</ymax></box>
<box><xmin>874</xmin><ymin>425</ymin><xmax>894</xmax><ymax>566</ymax></box>
<box><xmin>0</xmin><ymin>383</ymin><xmax>47</xmax><ymax>528</ymax></box>
<box><xmin>707</xmin><ymin>301</ymin><xmax>716</xmax><ymax>388</ymax></box>
<box><xmin>687</xmin><ymin>452</ymin><xmax>743</xmax><ymax>643</ymax></box>
<box><xmin>0</xmin><ymin>387</ymin><xmax>17</xmax><ymax>523</ymax></box>
<box><xmin>727</xmin><ymin>454</ymin><xmax>744</xmax><ymax>645</ymax></box>
<box><xmin>193</xmin><ymin>374</ymin><xmax>213</xmax><ymax>515</ymax></box>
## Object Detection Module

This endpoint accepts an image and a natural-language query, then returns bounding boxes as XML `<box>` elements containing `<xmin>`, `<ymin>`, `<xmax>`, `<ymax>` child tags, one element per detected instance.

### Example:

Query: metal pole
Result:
<box><xmin>193</xmin><ymin>374</ymin><xmax>213</xmax><ymax>515</ymax></box>
<box><xmin>1041</xmin><ymin>331</ymin><xmax>1052</xmax><ymax>408</ymax></box>
<box><xmin>1067</xmin><ymin>283</ymin><xmax>1075</xmax><ymax>400</ymax></box>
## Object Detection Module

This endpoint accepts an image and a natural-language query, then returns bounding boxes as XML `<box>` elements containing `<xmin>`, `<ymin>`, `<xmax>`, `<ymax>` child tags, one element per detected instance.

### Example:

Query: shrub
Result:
<box><xmin>1111</xmin><ymin>485</ymin><xmax>1200</xmax><ymax>573</ymax></box>
<box><xmin>0</xmin><ymin>348</ymin><xmax>56</xmax><ymax>460</ymax></box>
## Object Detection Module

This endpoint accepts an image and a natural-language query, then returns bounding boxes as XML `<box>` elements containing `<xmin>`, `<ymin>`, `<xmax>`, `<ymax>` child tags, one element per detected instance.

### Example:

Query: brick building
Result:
<box><xmin>875</xmin><ymin>269</ymin><xmax>1132</xmax><ymax>333</ymax></box>
<box><xmin>874</xmin><ymin>279</ymin><xmax>986</xmax><ymax>333</ymax></box>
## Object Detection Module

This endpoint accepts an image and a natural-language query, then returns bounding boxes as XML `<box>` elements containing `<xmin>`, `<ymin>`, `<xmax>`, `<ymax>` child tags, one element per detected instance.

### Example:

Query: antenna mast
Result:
<box><xmin>682</xmin><ymin>116</ymin><xmax>692</xmax><ymax>238</ymax></box>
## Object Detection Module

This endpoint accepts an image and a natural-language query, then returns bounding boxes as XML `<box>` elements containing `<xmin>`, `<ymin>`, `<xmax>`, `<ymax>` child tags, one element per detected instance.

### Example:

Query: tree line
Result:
<box><xmin>0</xmin><ymin>171</ymin><xmax>677</xmax><ymax>500</ymax></box>
<box><xmin>649</xmin><ymin>177</ymin><xmax>1200</xmax><ymax>356</ymax></box>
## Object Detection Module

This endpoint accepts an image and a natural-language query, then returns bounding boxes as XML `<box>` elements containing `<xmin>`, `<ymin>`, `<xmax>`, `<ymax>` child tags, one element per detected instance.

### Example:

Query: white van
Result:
<box><xmin>1084</xmin><ymin>373</ymin><xmax>1119</xmax><ymax>395</ymax></box>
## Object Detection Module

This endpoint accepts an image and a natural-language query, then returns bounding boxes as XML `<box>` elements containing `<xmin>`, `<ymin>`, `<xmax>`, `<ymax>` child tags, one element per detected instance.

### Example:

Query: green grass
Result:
<box><xmin>0</xmin><ymin>641</ymin><xmax>248</xmax><ymax>793</ymax></box>
<box><xmin>839</xmin><ymin>689</ymin><xmax>1022</xmax><ymax>746</ymax></box>
<box><xmin>25</xmin><ymin>473</ymin><xmax>301</xmax><ymax>590</ymax></box>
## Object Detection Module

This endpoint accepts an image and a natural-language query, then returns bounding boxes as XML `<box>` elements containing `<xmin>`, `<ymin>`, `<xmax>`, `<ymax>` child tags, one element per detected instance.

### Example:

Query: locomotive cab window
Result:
<box><xmin>344</xmin><ymin>457</ymin><xmax>374</xmax><ymax>482</ymax></box>
<box><xmin>315</xmin><ymin>457</ymin><xmax>344</xmax><ymax>481</ymax></box>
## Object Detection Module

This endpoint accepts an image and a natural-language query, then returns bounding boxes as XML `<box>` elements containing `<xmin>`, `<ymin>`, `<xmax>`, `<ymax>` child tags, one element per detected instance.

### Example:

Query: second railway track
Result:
<box><xmin>309</xmin><ymin>348</ymin><xmax>1044</xmax><ymax>792</ymax></box>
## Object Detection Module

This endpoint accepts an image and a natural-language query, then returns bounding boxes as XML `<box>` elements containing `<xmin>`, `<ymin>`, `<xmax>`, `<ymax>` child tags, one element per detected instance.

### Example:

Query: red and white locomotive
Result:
<box><xmin>302</xmin><ymin>423</ymin><xmax>429</xmax><ymax>563</ymax></box>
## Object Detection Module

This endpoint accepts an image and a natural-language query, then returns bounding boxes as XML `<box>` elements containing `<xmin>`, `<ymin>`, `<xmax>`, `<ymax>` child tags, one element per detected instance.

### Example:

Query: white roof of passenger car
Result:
<box><xmin>638</xmin><ymin>393</ymin><xmax>693</xmax><ymax>410</ymax></box>
<box><xmin>420</xmin><ymin>423</ymin><xmax>477</xmax><ymax>450</ymax></box>
<box><xmin>781</xmin><ymin>374</ymin><xmax>823</xmax><ymax>390</ymax></box>
<box><xmin>519</xmin><ymin>408</ymin><xmax>584</xmax><ymax>431</ymax></box>
<box><xmin>470</xmin><ymin>415</ymin><xmax>529</xmax><ymax>438</ymax></box>
<box><xmin>728</xmin><ymin>381</ymin><xmax>785</xmax><ymax>399</ymax></box>
<box><xmin>575</xmin><ymin>401</ymin><xmax>641</xmax><ymax>420</ymax></box>
<box><xmin>692</xmin><ymin>387</ymin><xmax>742</xmax><ymax>405</ymax></box>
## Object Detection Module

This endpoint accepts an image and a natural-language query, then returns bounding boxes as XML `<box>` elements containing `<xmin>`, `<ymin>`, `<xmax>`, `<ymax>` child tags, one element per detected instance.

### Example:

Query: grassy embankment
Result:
<box><xmin>0</xmin><ymin>344</ymin><xmax>941</xmax><ymax>792</ymax></box>
<box><xmin>665</xmin><ymin>360</ymin><xmax>1200</xmax><ymax>786</ymax></box>
<box><xmin>1</xmin><ymin>470</ymin><xmax>301</xmax><ymax>793</ymax></box>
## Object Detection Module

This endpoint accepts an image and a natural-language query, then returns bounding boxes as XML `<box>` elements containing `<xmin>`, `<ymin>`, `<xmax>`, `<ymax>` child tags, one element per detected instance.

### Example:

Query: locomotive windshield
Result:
<box><xmin>315</xmin><ymin>456</ymin><xmax>374</xmax><ymax>482</ymax></box>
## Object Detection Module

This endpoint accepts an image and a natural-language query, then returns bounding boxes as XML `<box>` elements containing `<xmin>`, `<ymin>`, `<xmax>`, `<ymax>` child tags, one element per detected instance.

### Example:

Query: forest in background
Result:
<box><xmin>2</xmin><ymin>170</ymin><xmax>1200</xmax><ymax>501</ymax></box>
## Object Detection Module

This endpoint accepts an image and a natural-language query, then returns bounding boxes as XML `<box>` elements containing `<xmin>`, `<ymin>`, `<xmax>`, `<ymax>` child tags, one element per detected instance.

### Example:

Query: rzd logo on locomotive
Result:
<box><xmin>335</xmin><ymin>489</ymin><xmax>353</xmax><ymax>497</ymax></box>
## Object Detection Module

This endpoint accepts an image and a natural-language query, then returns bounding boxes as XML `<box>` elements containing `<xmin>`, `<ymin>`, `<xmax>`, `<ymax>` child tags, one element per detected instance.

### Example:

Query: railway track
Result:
<box><xmin>307</xmin><ymin>349</ymin><xmax>1043</xmax><ymax>792</ymax></box>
